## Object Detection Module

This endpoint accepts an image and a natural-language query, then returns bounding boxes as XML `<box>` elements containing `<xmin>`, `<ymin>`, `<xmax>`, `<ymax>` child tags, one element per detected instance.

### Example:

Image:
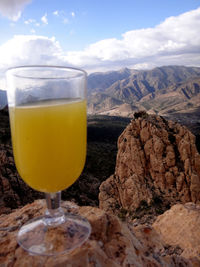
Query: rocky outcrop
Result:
<box><xmin>99</xmin><ymin>112</ymin><xmax>200</xmax><ymax>218</ymax></box>
<box><xmin>0</xmin><ymin>200</ymin><xmax>193</xmax><ymax>266</ymax></box>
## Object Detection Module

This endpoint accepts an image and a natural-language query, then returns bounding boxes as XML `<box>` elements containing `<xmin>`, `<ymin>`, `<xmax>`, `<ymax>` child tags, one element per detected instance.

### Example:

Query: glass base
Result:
<box><xmin>17</xmin><ymin>213</ymin><xmax>91</xmax><ymax>256</ymax></box>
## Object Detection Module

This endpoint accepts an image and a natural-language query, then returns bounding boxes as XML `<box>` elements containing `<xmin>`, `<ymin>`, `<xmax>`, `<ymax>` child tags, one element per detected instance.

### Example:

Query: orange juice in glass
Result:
<box><xmin>9</xmin><ymin>99</ymin><xmax>87</xmax><ymax>193</ymax></box>
<box><xmin>6</xmin><ymin>66</ymin><xmax>91</xmax><ymax>256</ymax></box>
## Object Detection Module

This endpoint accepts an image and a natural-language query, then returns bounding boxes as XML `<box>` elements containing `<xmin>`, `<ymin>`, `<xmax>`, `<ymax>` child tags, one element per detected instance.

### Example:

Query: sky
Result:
<box><xmin>0</xmin><ymin>0</ymin><xmax>200</xmax><ymax>88</ymax></box>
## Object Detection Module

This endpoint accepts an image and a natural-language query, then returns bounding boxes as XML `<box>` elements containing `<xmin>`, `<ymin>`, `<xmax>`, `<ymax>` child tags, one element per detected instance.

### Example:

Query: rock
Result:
<box><xmin>0</xmin><ymin>200</ymin><xmax>192</xmax><ymax>266</ymax></box>
<box><xmin>0</xmin><ymin>144</ymin><xmax>43</xmax><ymax>214</ymax></box>
<box><xmin>99</xmin><ymin>113</ymin><xmax>200</xmax><ymax>219</ymax></box>
<box><xmin>153</xmin><ymin>202</ymin><xmax>200</xmax><ymax>262</ymax></box>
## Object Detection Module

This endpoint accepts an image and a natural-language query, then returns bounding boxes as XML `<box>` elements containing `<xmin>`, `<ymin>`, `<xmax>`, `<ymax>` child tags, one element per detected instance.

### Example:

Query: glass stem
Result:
<box><xmin>44</xmin><ymin>191</ymin><xmax>65</xmax><ymax>226</ymax></box>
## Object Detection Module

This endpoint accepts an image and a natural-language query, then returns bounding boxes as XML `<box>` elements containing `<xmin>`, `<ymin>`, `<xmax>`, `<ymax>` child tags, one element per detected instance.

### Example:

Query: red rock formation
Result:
<box><xmin>99</xmin><ymin>113</ymin><xmax>200</xmax><ymax>216</ymax></box>
<box><xmin>0</xmin><ymin>200</ymin><xmax>193</xmax><ymax>266</ymax></box>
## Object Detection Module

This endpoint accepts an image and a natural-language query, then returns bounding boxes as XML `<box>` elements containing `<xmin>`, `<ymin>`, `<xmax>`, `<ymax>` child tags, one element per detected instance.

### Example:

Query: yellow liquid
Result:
<box><xmin>9</xmin><ymin>99</ymin><xmax>87</xmax><ymax>193</ymax></box>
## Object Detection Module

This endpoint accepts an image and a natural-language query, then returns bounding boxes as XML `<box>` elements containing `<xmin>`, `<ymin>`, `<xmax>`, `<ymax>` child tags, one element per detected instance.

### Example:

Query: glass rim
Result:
<box><xmin>6</xmin><ymin>65</ymin><xmax>87</xmax><ymax>80</ymax></box>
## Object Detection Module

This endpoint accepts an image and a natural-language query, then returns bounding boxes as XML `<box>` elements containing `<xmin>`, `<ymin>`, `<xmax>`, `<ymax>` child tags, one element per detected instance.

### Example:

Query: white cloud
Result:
<box><xmin>64</xmin><ymin>7</ymin><xmax>200</xmax><ymax>71</ymax></box>
<box><xmin>0</xmin><ymin>35</ymin><xmax>70</xmax><ymax>71</ymax></box>
<box><xmin>0</xmin><ymin>0</ymin><xmax>31</xmax><ymax>21</ymax></box>
<box><xmin>41</xmin><ymin>13</ymin><xmax>48</xmax><ymax>25</ymax></box>
<box><xmin>0</xmin><ymin>7</ymin><xmax>200</xmax><ymax>76</ymax></box>
<box><xmin>52</xmin><ymin>10</ymin><xmax>70</xmax><ymax>24</ymax></box>
<box><xmin>53</xmin><ymin>10</ymin><xmax>59</xmax><ymax>16</ymax></box>
<box><xmin>0</xmin><ymin>35</ymin><xmax>76</xmax><ymax>89</ymax></box>
<box><xmin>24</xmin><ymin>18</ymin><xmax>40</xmax><ymax>28</ymax></box>
<box><xmin>24</xmin><ymin>18</ymin><xmax>35</xmax><ymax>25</ymax></box>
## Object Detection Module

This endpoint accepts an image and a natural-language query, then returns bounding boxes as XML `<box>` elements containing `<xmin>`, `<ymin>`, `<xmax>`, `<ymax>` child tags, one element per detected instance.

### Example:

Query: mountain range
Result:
<box><xmin>87</xmin><ymin>65</ymin><xmax>200</xmax><ymax>120</ymax></box>
<box><xmin>1</xmin><ymin>65</ymin><xmax>200</xmax><ymax>124</ymax></box>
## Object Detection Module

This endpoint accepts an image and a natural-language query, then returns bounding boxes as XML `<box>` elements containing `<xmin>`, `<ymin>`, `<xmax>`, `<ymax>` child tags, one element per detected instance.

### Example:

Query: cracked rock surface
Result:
<box><xmin>99</xmin><ymin>113</ymin><xmax>200</xmax><ymax>219</ymax></box>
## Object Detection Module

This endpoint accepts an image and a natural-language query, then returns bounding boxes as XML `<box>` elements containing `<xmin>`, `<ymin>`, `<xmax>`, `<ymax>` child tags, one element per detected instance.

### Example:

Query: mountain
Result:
<box><xmin>106</xmin><ymin>65</ymin><xmax>200</xmax><ymax>101</ymax></box>
<box><xmin>0</xmin><ymin>90</ymin><xmax>7</xmax><ymax>109</ymax></box>
<box><xmin>1</xmin><ymin>66</ymin><xmax>200</xmax><ymax>121</ymax></box>
<box><xmin>140</xmin><ymin>76</ymin><xmax>200</xmax><ymax>114</ymax></box>
<box><xmin>87</xmin><ymin>67</ymin><xmax>138</xmax><ymax>94</ymax></box>
<box><xmin>87</xmin><ymin>66</ymin><xmax>200</xmax><ymax>120</ymax></box>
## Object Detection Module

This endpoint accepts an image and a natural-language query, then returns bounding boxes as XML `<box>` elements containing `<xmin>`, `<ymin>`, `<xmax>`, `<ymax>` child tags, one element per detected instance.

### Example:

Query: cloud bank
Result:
<box><xmin>0</xmin><ymin>0</ymin><xmax>31</xmax><ymax>21</ymax></box>
<box><xmin>0</xmin><ymin>7</ymin><xmax>200</xmax><ymax>76</ymax></box>
<box><xmin>0</xmin><ymin>35</ymin><xmax>64</xmax><ymax>68</ymax></box>
<box><xmin>65</xmin><ymin>7</ymin><xmax>200</xmax><ymax>71</ymax></box>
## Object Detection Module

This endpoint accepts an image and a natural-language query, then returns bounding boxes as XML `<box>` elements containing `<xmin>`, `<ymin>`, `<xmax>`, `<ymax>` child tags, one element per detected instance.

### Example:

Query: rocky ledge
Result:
<box><xmin>0</xmin><ymin>199</ymin><xmax>199</xmax><ymax>266</ymax></box>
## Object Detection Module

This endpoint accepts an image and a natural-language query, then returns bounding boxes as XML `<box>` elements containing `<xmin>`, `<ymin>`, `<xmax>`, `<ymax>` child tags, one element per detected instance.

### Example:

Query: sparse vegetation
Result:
<box><xmin>134</xmin><ymin>111</ymin><xmax>148</xmax><ymax>119</ymax></box>
<box><xmin>64</xmin><ymin>115</ymin><xmax>131</xmax><ymax>206</ymax></box>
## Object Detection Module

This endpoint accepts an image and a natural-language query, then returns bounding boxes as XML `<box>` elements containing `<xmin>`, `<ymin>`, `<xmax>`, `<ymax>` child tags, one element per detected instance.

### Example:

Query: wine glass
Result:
<box><xmin>6</xmin><ymin>65</ymin><xmax>91</xmax><ymax>256</ymax></box>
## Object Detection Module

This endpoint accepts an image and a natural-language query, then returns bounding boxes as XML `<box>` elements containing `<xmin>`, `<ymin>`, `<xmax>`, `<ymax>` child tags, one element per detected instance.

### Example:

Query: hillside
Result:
<box><xmin>87</xmin><ymin>67</ymin><xmax>137</xmax><ymax>94</ymax></box>
<box><xmin>2</xmin><ymin>66</ymin><xmax>200</xmax><ymax>123</ymax></box>
<box><xmin>87</xmin><ymin>65</ymin><xmax>200</xmax><ymax>121</ymax></box>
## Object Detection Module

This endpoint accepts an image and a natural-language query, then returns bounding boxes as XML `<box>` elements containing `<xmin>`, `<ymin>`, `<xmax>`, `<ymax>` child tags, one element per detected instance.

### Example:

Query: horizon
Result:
<box><xmin>1</xmin><ymin>63</ymin><xmax>200</xmax><ymax>91</ymax></box>
<box><xmin>0</xmin><ymin>64</ymin><xmax>200</xmax><ymax>92</ymax></box>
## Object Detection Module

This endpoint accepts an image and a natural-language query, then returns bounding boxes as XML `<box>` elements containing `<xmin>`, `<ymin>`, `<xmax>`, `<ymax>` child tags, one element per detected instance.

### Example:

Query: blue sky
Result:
<box><xmin>0</xmin><ymin>0</ymin><xmax>200</xmax><ymax>80</ymax></box>
<box><xmin>1</xmin><ymin>0</ymin><xmax>199</xmax><ymax>50</ymax></box>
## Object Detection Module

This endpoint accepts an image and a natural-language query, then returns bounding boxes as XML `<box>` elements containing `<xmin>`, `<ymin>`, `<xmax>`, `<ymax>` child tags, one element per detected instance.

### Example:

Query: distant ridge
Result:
<box><xmin>87</xmin><ymin>65</ymin><xmax>200</xmax><ymax>120</ymax></box>
<box><xmin>87</xmin><ymin>67</ymin><xmax>138</xmax><ymax>94</ymax></box>
<box><xmin>0</xmin><ymin>90</ymin><xmax>7</xmax><ymax>109</ymax></box>
<box><xmin>1</xmin><ymin>66</ymin><xmax>200</xmax><ymax>121</ymax></box>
